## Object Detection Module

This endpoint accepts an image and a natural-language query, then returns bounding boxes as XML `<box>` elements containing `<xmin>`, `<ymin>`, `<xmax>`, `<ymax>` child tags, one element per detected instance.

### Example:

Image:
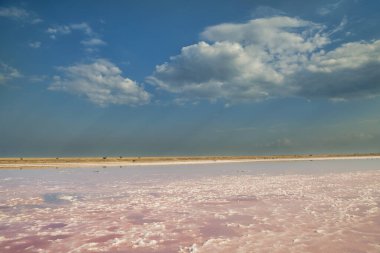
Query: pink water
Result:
<box><xmin>0</xmin><ymin>159</ymin><xmax>379</xmax><ymax>252</ymax></box>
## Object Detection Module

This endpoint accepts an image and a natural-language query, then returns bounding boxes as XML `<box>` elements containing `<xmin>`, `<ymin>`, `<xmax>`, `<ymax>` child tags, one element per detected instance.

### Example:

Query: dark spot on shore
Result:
<box><xmin>42</xmin><ymin>222</ymin><xmax>67</xmax><ymax>230</ymax></box>
<box><xmin>42</xmin><ymin>193</ymin><xmax>81</xmax><ymax>205</ymax></box>
<box><xmin>228</xmin><ymin>195</ymin><xmax>257</xmax><ymax>202</ymax></box>
<box><xmin>86</xmin><ymin>234</ymin><xmax>123</xmax><ymax>243</ymax></box>
<box><xmin>43</xmin><ymin>193</ymin><xmax>68</xmax><ymax>204</ymax></box>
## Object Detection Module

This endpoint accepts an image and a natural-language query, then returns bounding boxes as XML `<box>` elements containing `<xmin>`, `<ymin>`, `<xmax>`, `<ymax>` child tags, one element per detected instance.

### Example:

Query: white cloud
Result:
<box><xmin>70</xmin><ymin>22</ymin><xmax>93</xmax><ymax>35</ymax></box>
<box><xmin>0</xmin><ymin>62</ymin><xmax>21</xmax><ymax>84</ymax></box>
<box><xmin>147</xmin><ymin>41</ymin><xmax>285</xmax><ymax>101</ymax></box>
<box><xmin>0</xmin><ymin>6</ymin><xmax>29</xmax><ymax>19</ymax></box>
<box><xmin>0</xmin><ymin>6</ymin><xmax>42</xmax><ymax>24</ymax></box>
<box><xmin>81</xmin><ymin>38</ymin><xmax>106</xmax><ymax>46</ymax></box>
<box><xmin>293</xmin><ymin>40</ymin><xmax>380</xmax><ymax>99</ymax></box>
<box><xmin>47</xmin><ymin>26</ymin><xmax>71</xmax><ymax>36</ymax></box>
<box><xmin>308</xmin><ymin>40</ymin><xmax>380</xmax><ymax>72</ymax></box>
<box><xmin>49</xmin><ymin>59</ymin><xmax>150</xmax><ymax>106</ymax></box>
<box><xmin>200</xmin><ymin>16</ymin><xmax>328</xmax><ymax>51</ymax></box>
<box><xmin>47</xmin><ymin>22</ymin><xmax>106</xmax><ymax>50</ymax></box>
<box><xmin>47</xmin><ymin>22</ymin><xmax>93</xmax><ymax>37</ymax></box>
<box><xmin>147</xmin><ymin>16</ymin><xmax>328</xmax><ymax>102</ymax></box>
<box><xmin>147</xmin><ymin>16</ymin><xmax>380</xmax><ymax>103</ymax></box>
<box><xmin>29</xmin><ymin>41</ymin><xmax>41</xmax><ymax>48</ymax></box>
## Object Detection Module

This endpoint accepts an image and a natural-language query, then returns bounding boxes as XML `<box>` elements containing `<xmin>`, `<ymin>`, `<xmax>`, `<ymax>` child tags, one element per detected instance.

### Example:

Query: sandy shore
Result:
<box><xmin>1</xmin><ymin>154</ymin><xmax>380</xmax><ymax>169</ymax></box>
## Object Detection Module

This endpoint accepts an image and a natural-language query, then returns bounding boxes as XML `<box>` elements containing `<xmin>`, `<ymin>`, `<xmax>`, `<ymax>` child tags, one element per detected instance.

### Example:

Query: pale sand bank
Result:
<box><xmin>1</xmin><ymin>155</ymin><xmax>380</xmax><ymax>169</ymax></box>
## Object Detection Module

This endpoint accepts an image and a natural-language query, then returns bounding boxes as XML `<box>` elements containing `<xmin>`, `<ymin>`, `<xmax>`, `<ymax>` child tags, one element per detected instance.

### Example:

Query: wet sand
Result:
<box><xmin>0</xmin><ymin>159</ymin><xmax>379</xmax><ymax>252</ymax></box>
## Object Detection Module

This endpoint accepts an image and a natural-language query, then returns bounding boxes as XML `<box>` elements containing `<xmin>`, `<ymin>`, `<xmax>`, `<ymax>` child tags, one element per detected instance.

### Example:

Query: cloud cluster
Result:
<box><xmin>0</xmin><ymin>62</ymin><xmax>21</xmax><ymax>84</ymax></box>
<box><xmin>0</xmin><ymin>6</ymin><xmax>42</xmax><ymax>24</ymax></box>
<box><xmin>50</xmin><ymin>59</ymin><xmax>150</xmax><ymax>106</ymax></box>
<box><xmin>47</xmin><ymin>22</ymin><xmax>106</xmax><ymax>51</ymax></box>
<box><xmin>47</xmin><ymin>22</ymin><xmax>94</xmax><ymax>38</ymax></box>
<box><xmin>147</xmin><ymin>16</ymin><xmax>380</xmax><ymax>103</ymax></box>
<box><xmin>5</xmin><ymin>4</ymin><xmax>379</xmax><ymax>107</ymax></box>
<box><xmin>293</xmin><ymin>40</ymin><xmax>380</xmax><ymax>99</ymax></box>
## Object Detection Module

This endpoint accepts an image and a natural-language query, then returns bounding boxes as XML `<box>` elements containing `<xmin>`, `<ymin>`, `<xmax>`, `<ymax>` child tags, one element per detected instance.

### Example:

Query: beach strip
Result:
<box><xmin>1</xmin><ymin>154</ymin><xmax>380</xmax><ymax>169</ymax></box>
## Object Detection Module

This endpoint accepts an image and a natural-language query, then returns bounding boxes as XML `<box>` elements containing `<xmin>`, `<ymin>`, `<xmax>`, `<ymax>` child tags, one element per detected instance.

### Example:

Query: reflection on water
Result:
<box><xmin>0</xmin><ymin>159</ymin><xmax>379</xmax><ymax>253</ymax></box>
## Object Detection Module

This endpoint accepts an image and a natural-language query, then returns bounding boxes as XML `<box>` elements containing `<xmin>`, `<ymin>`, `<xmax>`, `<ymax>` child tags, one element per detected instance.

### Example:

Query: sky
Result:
<box><xmin>0</xmin><ymin>0</ymin><xmax>379</xmax><ymax>157</ymax></box>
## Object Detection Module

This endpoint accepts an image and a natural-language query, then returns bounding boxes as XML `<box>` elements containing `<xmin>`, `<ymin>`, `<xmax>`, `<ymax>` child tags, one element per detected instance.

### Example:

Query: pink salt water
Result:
<box><xmin>0</xmin><ymin>159</ymin><xmax>379</xmax><ymax>252</ymax></box>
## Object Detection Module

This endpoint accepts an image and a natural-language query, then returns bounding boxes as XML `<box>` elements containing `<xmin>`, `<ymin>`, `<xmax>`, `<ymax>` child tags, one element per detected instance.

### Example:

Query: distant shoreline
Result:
<box><xmin>0</xmin><ymin>153</ymin><xmax>380</xmax><ymax>169</ymax></box>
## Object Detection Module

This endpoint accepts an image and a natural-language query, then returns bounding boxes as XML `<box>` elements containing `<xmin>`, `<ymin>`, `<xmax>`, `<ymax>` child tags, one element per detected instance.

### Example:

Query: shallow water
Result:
<box><xmin>0</xmin><ymin>159</ymin><xmax>379</xmax><ymax>252</ymax></box>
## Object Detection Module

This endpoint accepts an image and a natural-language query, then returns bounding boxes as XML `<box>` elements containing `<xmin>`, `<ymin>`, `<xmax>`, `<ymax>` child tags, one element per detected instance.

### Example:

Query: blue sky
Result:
<box><xmin>0</xmin><ymin>0</ymin><xmax>379</xmax><ymax>157</ymax></box>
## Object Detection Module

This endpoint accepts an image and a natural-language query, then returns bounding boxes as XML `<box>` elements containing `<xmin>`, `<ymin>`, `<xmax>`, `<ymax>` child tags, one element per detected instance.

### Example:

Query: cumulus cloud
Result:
<box><xmin>147</xmin><ymin>16</ymin><xmax>380</xmax><ymax>103</ymax></box>
<box><xmin>0</xmin><ymin>62</ymin><xmax>21</xmax><ymax>84</ymax></box>
<box><xmin>293</xmin><ymin>40</ymin><xmax>380</xmax><ymax>99</ymax></box>
<box><xmin>49</xmin><ymin>59</ymin><xmax>150</xmax><ymax>106</ymax></box>
<box><xmin>147</xmin><ymin>16</ymin><xmax>328</xmax><ymax>102</ymax></box>
<box><xmin>148</xmin><ymin>41</ymin><xmax>285</xmax><ymax>101</ymax></box>
<box><xmin>200</xmin><ymin>16</ymin><xmax>328</xmax><ymax>52</ymax></box>
<box><xmin>0</xmin><ymin>6</ymin><xmax>42</xmax><ymax>24</ymax></box>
